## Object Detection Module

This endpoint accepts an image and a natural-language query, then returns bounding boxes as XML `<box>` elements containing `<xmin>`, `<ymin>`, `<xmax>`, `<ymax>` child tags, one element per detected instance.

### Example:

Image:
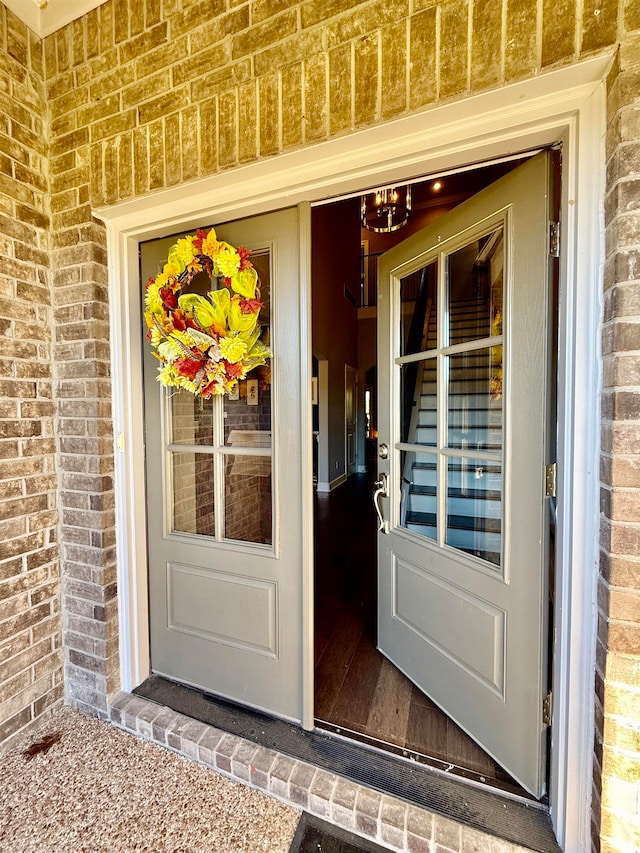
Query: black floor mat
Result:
<box><xmin>289</xmin><ymin>814</ymin><xmax>392</xmax><ymax>853</ymax></box>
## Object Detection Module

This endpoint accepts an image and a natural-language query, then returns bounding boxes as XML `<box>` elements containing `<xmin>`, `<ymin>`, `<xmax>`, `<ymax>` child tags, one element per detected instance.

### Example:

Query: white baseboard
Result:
<box><xmin>316</xmin><ymin>473</ymin><xmax>347</xmax><ymax>493</ymax></box>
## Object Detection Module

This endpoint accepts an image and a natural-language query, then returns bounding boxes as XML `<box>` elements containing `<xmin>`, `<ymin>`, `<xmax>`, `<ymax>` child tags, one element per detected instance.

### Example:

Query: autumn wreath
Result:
<box><xmin>144</xmin><ymin>228</ymin><xmax>271</xmax><ymax>399</ymax></box>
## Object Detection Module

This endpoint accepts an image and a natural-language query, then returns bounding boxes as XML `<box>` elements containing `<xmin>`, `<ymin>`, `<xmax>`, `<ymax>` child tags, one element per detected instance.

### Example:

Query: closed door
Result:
<box><xmin>376</xmin><ymin>153</ymin><xmax>552</xmax><ymax>797</ymax></box>
<box><xmin>142</xmin><ymin>208</ymin><xmax>303</xmax><ymax>722</ymax></box>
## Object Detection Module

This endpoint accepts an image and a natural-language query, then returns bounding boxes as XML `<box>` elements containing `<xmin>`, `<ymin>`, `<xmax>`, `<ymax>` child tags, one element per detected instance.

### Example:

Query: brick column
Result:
<box><xmin>0</xmin><ymin>7</ymin><xmax>63</xmax><ymax>748</ymax></box>
<box><xmin>46</xmin><ymin>19</ymin><xmax>119</xmax><ymax>716</ymax></box>
<box><xmin>597</xmin><ymin>13</ymin><xmax>640</xmax><ymax>853</ymax></box>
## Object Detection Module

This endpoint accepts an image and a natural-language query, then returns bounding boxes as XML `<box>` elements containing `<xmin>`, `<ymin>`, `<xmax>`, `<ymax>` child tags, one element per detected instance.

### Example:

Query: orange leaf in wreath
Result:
<box><xmin>238</xmin><ymin>246</ymin><xmax>253</xmax><ymax>271</ymax></box>
<box><xmin>160</xmin><ymin>287</ymin><xmax>178</xmax><ymax>311</ymax></box>
<box><xmin>224</xmin><ymin>360</ymin><xmax>244</xmax><ymax>380</ymax></box>
<box><xmin>239</xmin><ymin>298</ymin><xmax>263</xmax><ymax>314</ymax></box>
<box><xmin>176</xmin><ymin>356</ymin><xmax>204</xmax><ymax>380</ymax></box>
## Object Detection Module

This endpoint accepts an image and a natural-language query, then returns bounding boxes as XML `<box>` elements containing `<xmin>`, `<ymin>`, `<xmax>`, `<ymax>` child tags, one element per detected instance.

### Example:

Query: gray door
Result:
<box><xmin>377</xmin><ymin>153</ymin><xmax>552</xmax><ymax>797</ymax></box>
<box><xmin>141</xmin><ymin>208</ymin><xmax>303</xmax><ymax>722</ymax></box>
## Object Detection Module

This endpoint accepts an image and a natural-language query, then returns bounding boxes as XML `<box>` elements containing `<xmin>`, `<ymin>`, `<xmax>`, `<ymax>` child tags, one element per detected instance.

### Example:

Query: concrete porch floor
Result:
<box><xmin>0</xmin><ymin>695</ymin><xmax>542</xmax><ymax>853</ymax></box>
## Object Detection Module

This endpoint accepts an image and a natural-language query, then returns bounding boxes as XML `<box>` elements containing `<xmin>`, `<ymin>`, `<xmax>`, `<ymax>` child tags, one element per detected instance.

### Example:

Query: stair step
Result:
<box><xmin>406</xmin><ymin>489</ymin><xmax>502</xmax><ymax>519</ymax></box>
<box><xmin>411</xmin><ymin>463</ymin><xmax>502</xmax><ymax>490</ymax></box>
<box><xmin>407</xmin><ymin>512</ymin><xmax>501</xmax><ymax>533</ymax></box>
<box><xmin>410</xmin><ymin>484</ymin><xmax>501</xmax><ymax>501</ymax></box>
<box><xmin>417</xmin><ymin>411</ymin><xmax>503</xmax><ymax>428</ymax></box>
<box><xmin>406</xmin><ymin>512</ymin><xmax>502</xmax><ymax>555</ymax></box>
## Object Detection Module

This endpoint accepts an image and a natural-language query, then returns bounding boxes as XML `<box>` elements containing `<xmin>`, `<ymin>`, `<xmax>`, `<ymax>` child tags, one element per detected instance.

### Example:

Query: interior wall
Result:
<box><xmin>311</xmin><ymin>199</ymin><xmax>360</xmax><ymax>488</ymax></box>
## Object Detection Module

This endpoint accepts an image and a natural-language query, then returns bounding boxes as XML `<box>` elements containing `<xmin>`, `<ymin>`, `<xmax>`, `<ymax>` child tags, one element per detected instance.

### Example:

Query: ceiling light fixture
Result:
<box><xmin>361</xmin><ymin>185</ymin><xmax>412</xmax><ymax>233</ymax></box>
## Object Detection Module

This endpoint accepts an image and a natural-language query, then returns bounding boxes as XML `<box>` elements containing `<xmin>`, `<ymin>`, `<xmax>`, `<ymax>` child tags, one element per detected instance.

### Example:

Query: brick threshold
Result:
<box><xmin>108</xmin><ymin>692</ymin><xmax>559</xmax><ymax>853</ymax></box>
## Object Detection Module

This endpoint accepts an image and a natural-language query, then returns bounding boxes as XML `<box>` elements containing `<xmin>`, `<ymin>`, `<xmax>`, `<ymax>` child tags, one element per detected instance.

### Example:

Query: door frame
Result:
<box><xmin>97</xmin><ymin>54</ymin><xmax>610</xmax><ymax>851</ymax></box>
<box><xmin>345</xmin><ymin>365</ymin><xmax>358</xmax><ymax>478</ymax></box>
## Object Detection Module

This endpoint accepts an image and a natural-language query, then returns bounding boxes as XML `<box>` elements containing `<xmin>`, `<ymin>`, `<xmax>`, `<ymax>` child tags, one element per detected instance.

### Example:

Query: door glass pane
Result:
<box><xmin>401</xmin><ymin>357</ymin><xmax>436</xmax><ymax>446</ymax></box>
<box><xmin>399</xmin><ymin>450</ymin><xmax>437</xmax><ymax>542</ymax></box>
<box><xmin>224</xmin><ymin>388</ymin><xmax>272</xmax><ymax>448</ymax></box>
<box><xmin>170</xmin><ymin>389</ymin><xmax>214</xmax><ymax>446</ymax></box>
<box><xmin>170</xmin><ymin>452</ymin><xmax>215</xmax><ymax>535</ymax></box>
<box><xmin>224</xmin><ymin>455</ymin><xmax>272</xmax><ymax>545</ymax></box>
<box><xmin>446</xmin><ymin>228</ymin><xmax>503</xmax><ymax>346</ymax></box>
<box><xmin>400</xmin><ymin>261</ymin><xmax>437</xmax><ymax>356</ymax></box>
<box><xmin>445</xmin><ymin>457</ymin><xmax>502</xmax><ymax>567</ymax></box>
<box><xmin>447</xmin><ymin>348</ymin><xmax>503</xmax><ymax>452</ymax></box>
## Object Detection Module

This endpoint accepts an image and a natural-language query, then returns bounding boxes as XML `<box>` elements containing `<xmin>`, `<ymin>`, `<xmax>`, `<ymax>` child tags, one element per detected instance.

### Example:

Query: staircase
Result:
<box><xmin>402</xmin><ymin>297</ymin><xmax>503</xmax><ymax>567</ymax></box>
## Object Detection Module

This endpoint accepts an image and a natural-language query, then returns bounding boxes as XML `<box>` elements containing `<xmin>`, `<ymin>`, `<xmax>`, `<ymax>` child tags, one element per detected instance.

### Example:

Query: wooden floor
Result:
<box><xmin>314</xmin><ymin>473</ymin><xmax>524</xmax><ymax>794</ymax></box>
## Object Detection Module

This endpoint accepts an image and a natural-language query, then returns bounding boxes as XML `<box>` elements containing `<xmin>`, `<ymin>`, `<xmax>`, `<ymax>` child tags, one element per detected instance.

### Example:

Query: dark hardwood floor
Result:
<box><xmin>314</xmin><ymin>473</ymin><xmax>526</xmax><ymax>796</ymax></box>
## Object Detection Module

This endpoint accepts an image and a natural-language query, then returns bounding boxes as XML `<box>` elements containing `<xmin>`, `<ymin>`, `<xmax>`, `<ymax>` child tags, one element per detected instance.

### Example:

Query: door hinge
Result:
<box><xmin>542</xmin><ymin>692</ymin><xmax>553</xmax><ymax>726</ymax></box>
<box><xmin>549</xmin><ymin>221</ymin><xmax>560</xmax><ymax>258</ymax></box>
<box><xmin>545</xmin><ymin>463</ymin><xmax>557</xmax><ymax>498</ymax></box>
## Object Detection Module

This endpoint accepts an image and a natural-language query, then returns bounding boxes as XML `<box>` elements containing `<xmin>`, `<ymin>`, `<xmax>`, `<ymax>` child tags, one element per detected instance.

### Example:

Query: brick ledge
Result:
<box><xmin>108</xmin><ymin>692</ymin><xmax>541</xmax><ymax>853</ymax></box>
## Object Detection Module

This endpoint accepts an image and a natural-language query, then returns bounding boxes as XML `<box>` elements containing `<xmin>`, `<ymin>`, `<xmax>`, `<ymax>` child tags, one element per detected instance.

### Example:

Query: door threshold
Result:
<box><xmin>314</xmin><ymin>718</ymin><xmax>535</xmax><ymax>803</ymax></box>
<box><xmin>133</xmin><ymin>676</ymin><xmax>559</xmax><ymax>853</ymax></box>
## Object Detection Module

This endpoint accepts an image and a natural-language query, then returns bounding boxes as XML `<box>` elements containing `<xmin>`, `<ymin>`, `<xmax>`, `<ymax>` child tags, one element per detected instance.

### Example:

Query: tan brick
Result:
<box><xmin>132</xmin><ymin>126</ymin><xmax>149</xmax><ymax>196</ymax></box>
<box><xmin>439</xmin><ymin>0</ymin><xmax>469</xmax><ymax>99</ymax></box>
<box><xmin>329</xmin><ymin>43</ymin><xmax>352</xmax><ymax>136</ymax></box>
<box><xmin>542</xmin><ymin>0</ymin><xmax>577</xmax><ymax>66</ymax></box>
<box><xmin>218</xmin><ymin>89</ymin><xmax>238</xmax><ymax>167</ymax></box>
<box><xmin>90</xmin><ymin>110</ymin><xmax>137</xmax><ymax>144</ymax></box>
<box><xmin>232</xmin><ymin>9</ymin><xmax>297</xmax><ymax>60</ymax></box>
<box><xmin>354</xmin><ymin>33</ymin><xmax>378</xmax><ymax>128</ymax></box>
<box><xmin>254</xmin><ymin>30</ymin><xmax>324</xmax><ymax>78</ymax></box>
<box><xmin>624</xmin><ymin>0</ymin><xmax>640</xmax><ymax>32</ymax></box>
<box><xmin>138</xmin><ymin>87</ymin><xmax>188</xmax><ymax>125</ymax></box>
<box><xmin>471</xmin><ymin>0</ymin><xmax>502</xmax><ymax>91</ymax></box>
<box><xmin>381</xmin><ymin>19</ymin><xmax>406</xmax><ymax>119</ymax></box>
<box><xmin>281</xmin><ymin>62</ymin><xmax>303</xmax><ymax>150</ymax></box>
<box><xmin>118</xmin><ymin>22</ymin><xmax>168</xmax><ymax>65</ymax></box>
<box><xmin>239</xmin><ymin>80</ymin><xmax>258</xmax><ymax>162</ymax></box>
<box><xmin>258</xmin><ymin>72</ymin><xmax>280</xmax><ymax>160</ymax></box>
<box><xmin>169</xmin><ymin>0</ymin><xmax>226</xmax><ymax>38</ymax></box>
<box><xmin>304</xmin><ymin>53</ymin><xmax>327</xmax><ymax>142</ymax></box>
<box><xmin>409</xmin><ymin>8</ymin><xmax>436</xmax><ymax>109</ymax></box>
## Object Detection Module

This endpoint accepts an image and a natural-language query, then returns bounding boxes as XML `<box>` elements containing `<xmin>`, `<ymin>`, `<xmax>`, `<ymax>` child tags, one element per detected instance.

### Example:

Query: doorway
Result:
<box><xmin>312</xmin><ymin>153</ymin><xmax>557</xmax><ymax>800</ymax></box>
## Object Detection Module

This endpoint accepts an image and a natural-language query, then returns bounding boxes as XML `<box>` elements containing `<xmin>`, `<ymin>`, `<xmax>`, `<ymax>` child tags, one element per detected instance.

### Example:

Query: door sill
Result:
<box><xmin>314</xmin><ymin>718</ymin><xmax>535</xmax><ymax>803</ymax></box>
<box><xmin>133</xmin><ymin>675</ymin><xmax>559</xmax><ymax>853</ymax></box>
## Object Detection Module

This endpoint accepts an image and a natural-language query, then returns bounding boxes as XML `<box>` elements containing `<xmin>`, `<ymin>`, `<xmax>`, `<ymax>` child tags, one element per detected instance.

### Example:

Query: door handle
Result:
<box><xmin>373</xmin><ymin>472</ymin><xmax>389</xmax><ymax>534</ymax></box>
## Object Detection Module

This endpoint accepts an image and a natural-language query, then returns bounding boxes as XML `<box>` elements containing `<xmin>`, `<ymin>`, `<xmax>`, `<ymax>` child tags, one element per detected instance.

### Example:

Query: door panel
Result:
<box><xmin>142</xmin><ymin>208</ymin><xmax>302</xmax><ymax>722</ymax></box>
<box><xmin>377</xmin><ymin>153</ymin><xmax>551</xmax><ymax>796</ymax></box>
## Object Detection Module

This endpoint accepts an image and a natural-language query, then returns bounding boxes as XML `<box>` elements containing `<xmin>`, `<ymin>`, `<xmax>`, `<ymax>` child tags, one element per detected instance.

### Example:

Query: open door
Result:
<box><xmin>141</xmin><ymin>208</ymin><xmax>303</xmax><ymax>723</ymax></box>
<box><xmin>376</xmin><ymin>153</ymin><xmax>552</xmax><ymax>797</ymax></box>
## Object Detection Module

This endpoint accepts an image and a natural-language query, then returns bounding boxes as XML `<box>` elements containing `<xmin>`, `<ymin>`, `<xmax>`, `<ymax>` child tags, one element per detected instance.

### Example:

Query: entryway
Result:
<box><xmin>139</xmin><ymin>151</ymin><xmax>555</xmax><ymax>801</ymax></box>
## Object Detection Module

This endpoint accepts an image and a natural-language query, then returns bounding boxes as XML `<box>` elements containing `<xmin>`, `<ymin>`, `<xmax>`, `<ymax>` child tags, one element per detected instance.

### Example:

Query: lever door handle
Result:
<box><xmin>373</xmin><ymin>472</ymin><xmax>389</xmax><ymax>534</ymax></box>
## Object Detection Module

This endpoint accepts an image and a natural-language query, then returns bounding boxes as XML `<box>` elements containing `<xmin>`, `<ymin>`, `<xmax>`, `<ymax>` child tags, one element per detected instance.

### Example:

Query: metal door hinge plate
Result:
<box><xmin>542</xmin><ymin>692</ymin><xmax>553</xmax><ymax>726</ymax></box>
<box><xmin>549</xmin><ymin>221</ymin><xmax>560</xmax><ymax>258</ymax></box>
<box><xmin>545</xmin><ymin>463</ymin><xmax>557</xmax><ymax>498</ymax></box>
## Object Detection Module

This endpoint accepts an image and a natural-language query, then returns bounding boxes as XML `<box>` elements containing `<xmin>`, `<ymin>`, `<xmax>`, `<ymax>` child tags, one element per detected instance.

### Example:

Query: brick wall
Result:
<box><xmin>0</xmin><ymin>7</ymin><xmax>63</xmax><ymax>748</ymax></box>
<box><xmin>0</xmin><ymin>0</ymin><xmax>638</xmax><ymax>850</ymax></box>
<box><xmin>597</xmin><ymin>14</ymin><xmax>640</xmax><ymax>853</ymax></box>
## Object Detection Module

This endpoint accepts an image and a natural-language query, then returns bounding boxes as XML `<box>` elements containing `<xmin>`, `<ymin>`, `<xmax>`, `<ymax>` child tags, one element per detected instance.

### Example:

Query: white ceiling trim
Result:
<box><xmin>3</xmin><ymin>0</ymin><xmax>108</xmax><ymax>38</ymax></box>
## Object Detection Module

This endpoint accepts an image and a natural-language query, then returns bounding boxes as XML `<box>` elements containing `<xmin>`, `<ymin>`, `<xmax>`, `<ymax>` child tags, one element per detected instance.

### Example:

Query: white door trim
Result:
<box><xmin>97</xmin><ymin>53</ymin><xmax>609</xmax><ymax>852</ymax></box>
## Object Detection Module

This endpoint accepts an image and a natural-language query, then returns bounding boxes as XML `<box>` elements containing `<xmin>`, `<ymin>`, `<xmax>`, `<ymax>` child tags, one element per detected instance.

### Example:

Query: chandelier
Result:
<box><xmin>361</xmin><ymin>185</ymin><xmax>412</xmax><ymax>233</ymax></box>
